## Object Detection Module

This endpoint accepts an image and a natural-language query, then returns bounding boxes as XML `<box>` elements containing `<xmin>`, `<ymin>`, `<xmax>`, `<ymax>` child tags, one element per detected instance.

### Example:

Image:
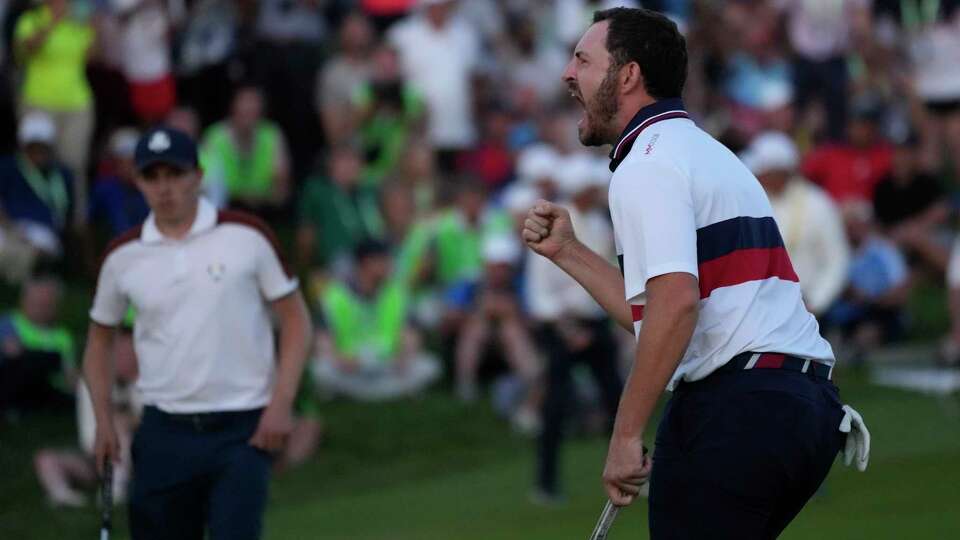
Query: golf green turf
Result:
<box><xmin>2</xmin><ymin>369</ymin><xmax>958</xmax><ymax>539</ymax></box>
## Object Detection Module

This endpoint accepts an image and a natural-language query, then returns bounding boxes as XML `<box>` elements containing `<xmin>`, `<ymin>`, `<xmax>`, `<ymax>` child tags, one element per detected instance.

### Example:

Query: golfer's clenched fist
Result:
<box><xmin>522</xmin><ymin>200</ymin><xmax>578</xmax><ymax>260</ymax></box>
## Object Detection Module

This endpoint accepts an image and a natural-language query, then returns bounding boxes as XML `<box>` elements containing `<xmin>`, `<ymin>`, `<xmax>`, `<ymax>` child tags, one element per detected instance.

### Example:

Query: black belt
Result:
<box><xmin>144</xmin><ymin>406</ymin><xmax>263</xmax><ymax>432</ymax></box>
<box><xmin>718</xmin><ymin>351</ymin><xmax>833</xmax><ymax>380</ymax></box>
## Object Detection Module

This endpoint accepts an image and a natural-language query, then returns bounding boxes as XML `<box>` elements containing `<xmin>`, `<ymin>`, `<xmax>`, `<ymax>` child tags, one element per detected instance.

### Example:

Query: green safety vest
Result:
<box><xmin>433</xmin><ymin>208</ymin><xmax>513</xmax><ymax>285</ymax></box>
<box><xmin>321</xmin><ymin>281</ymin><xmax>408</xmax><ymax>362</ymax></box>
<box><xmin>352</xmin><ymin>82</ymin><xmax>424</xmax><ymax>186</ymax></box>
<box><xmin>394</xmin><ymin>220</ymin><xmax>433</xmax><ymax>286</ymax></box>
<box><xmin>9</xmin><ymin>311</ymin><xmax>75</xmax><ymax>392</ymax></box>
<box><xmin>16</xmin><ymin>154</ymin><xmax>69</xmax><ymax>228</ymax></box>
<box><xmin>202</xmin><ymin>122</ymin><xmax>280</xmax><ymax>199</ymax></box>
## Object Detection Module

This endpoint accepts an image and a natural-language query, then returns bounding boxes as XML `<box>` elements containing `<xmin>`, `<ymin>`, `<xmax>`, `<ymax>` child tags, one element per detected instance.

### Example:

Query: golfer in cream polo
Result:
<box><xmin>82</xmin><ymin>126</ymin><xmax>312</xmax><ymax>540</ymax></box>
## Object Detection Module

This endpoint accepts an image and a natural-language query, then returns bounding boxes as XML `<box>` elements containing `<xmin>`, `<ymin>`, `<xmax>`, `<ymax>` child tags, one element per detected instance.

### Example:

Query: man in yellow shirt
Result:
<box><xmin>15</xmin><ymin>0</ymin><xmax>95</xmax><ymax>226</ymax></box>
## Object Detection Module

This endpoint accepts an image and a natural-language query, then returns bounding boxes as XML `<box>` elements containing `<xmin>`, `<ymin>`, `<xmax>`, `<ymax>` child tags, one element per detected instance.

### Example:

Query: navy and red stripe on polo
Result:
<box><xmin>630</xmin><ymin>216</ymin><xmax>798</xmax><ymax>322</ymax></box>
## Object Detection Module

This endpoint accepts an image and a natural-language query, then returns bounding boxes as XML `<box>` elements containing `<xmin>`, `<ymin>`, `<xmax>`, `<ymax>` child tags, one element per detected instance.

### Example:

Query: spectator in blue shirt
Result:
<box><xmin>824</xmin><ymin>200</ymin><xmax>910</xmax><ymax>363</ymax></box>
<box><xmin>0</xmin><ymin>112</ymin><xmax>74</xmax><ymax>258</ymax></box>
<box><xmin>89</xmin><ymin>127</ymin><xmax>149</xmax><ymax>237</ymax></box>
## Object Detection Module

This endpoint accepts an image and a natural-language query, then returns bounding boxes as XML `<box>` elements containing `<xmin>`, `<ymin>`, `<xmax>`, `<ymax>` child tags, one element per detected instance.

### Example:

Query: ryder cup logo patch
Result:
<box><xmin>148</xmin><ymin>131</ymin><xmax>171</xmax><ymax>153</ymax></box>
<box><xmin>207</xmin><ymin>263</ymin><xmax>226</xmax><ymax>282</ymax></box>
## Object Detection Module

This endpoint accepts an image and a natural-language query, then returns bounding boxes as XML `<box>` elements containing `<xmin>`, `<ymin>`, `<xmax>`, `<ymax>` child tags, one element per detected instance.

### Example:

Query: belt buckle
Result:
<box><xmin>192</xmin><ymin>414</ymin><xmax>204</xmax><ymax>432</ymax></box>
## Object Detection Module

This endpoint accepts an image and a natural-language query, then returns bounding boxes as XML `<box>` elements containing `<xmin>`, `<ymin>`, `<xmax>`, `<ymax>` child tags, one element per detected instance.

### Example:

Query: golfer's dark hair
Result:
<box><xmin>592</xmin><ymin>8</ymin><xmax>687</xmax><ymax>99</ymax></box>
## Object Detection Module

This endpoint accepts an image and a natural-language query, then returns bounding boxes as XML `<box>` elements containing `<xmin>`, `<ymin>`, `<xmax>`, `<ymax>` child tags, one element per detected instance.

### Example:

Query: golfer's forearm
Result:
<box><xmin>613</xmin><ymin>289</ymin><xmax>698</xmax><ymax>440</ymax></box>
<box><xmin>271</xmin><ymin>293</ymin><xmax>313</xmax><ymax>408</ymax></box>
<box><xmin>82</xmin><ymin>323</ymin><xmax>116</xmax><ymax>430</ymax></box>
<box><xmin>553</xmin><ymin>241</ymin><xmax>633</xmax><ymax>332</ymax></box>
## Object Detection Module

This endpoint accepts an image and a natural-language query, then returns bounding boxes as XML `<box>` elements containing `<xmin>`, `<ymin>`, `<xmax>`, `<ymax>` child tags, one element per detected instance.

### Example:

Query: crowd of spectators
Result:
<box><xmin>2</xmin><ymin>0</ymin><xmax>960</xmax><ymax>504</ymax></box>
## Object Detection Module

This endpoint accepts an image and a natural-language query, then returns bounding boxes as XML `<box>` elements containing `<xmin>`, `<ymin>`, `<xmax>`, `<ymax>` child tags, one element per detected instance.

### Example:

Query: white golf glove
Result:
<box><xmin>839</xmin><ymin>404</ymin><xmax>870</xmax><ymax>472</ymax></box>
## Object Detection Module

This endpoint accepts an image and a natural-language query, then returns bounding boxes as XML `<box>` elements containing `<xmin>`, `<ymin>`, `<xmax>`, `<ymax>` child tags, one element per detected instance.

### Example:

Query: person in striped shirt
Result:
<box><xmin>522</xmin><ymin>7</ymin><xmax>870</xmax><ymax>538</ymax></box>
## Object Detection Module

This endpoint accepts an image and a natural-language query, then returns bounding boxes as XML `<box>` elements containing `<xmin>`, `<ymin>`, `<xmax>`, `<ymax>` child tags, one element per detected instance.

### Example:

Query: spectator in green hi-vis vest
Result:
<box><xmin>433</xmin><ymin>181</ymin><xmax>514</xmax><ymax>289</ymax></box>
<box><xmin>432</xmin><ymin>180</ymin><xmax>514</xmax><ymax>358</ymax></box>
<box><xmin>314</xmin><ymin>240</ymin><xmax>440</xmax><ymax>401</ymax></box>
<box><xmin>381</xmin><ymin>182</ymin><xmax>432</xmax><ymax>286</ymax></box>
<box><xmin>0</xmin><ymin>272</ymin><xmax>76</xmax><ymax>414</ymax></box>
<box><xmin>200</xmin><ymin>86</ymin><xmax>292</xmax><ymax>212</ymax></box>
<box><xmin>296</xmin><ymin>143</ymin><xmax>384</xmax><ymax>274</ymax></box>
<box><xmin>351</xmin><ymin>44</ymin><xmax>425</xmax><ymax>186</ymax></box>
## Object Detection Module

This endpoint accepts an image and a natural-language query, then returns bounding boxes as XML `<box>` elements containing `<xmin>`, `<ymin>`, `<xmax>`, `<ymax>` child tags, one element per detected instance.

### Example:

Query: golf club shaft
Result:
<box><xmin>589</xmin><ymin>499</ymin><xmax>619</xmax><ymax>540</ymax></box>
<box><xmin>100</xmin><ymin>462</ymin><xmax>113</xmax><ymax>540</ymax></box>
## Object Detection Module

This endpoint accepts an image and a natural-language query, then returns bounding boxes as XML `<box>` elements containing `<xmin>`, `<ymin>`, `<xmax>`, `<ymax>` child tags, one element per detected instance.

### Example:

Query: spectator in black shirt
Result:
<box><xmin>872</xmin><ymin>133</ymin><xmax>951</xmax><ymax>273</ymax></box>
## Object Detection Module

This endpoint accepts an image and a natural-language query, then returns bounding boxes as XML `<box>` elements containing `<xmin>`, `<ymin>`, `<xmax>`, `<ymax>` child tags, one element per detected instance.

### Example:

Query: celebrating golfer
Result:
<box><xmin>523</xmin><ymin>8</ymin><xmax>869</xmax><ymax>538</ymax></box>
<box><xmin>83</xmin><ymin>126</ymin><xmax>312</xmax><ymax>540</ymax></box>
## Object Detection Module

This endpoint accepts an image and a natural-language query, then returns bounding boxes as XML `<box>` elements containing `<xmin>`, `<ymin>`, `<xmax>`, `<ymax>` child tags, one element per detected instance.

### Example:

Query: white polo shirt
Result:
<box><xmin>90</xmin><ymin>198</ymin><xmax>298</xmax><ymax>413</ymax></box>
<box><xmin>607</xmin><ymin>99</ymin><xmax>834</xmax><ymax>391</ymax></box>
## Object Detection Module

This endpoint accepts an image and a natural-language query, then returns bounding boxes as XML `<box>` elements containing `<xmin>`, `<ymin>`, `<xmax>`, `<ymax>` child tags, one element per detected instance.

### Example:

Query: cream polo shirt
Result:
<box><xmin>90</xmin><ymin>198</ymin><xmax>298</xmax><ymax>413</ymax></box>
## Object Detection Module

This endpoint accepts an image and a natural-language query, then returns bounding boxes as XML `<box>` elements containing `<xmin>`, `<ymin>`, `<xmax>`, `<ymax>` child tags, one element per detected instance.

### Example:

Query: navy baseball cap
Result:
<box><xmin>134</xmin><ymin>126</ymin><xmax>199</xmax><ymax>173</ymax></box>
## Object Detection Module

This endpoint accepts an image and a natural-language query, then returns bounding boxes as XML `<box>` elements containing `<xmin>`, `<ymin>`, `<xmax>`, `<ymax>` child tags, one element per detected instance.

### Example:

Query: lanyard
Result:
<box><xmin>16</xmin><ymin>154</ymin><xmax>68</xmax><ymax>227</ymax></box>
<box><xmin>332</xmin><ymin>188</ymin><xmax>383</xmax><ymax>240</ymax></box>
<box><xmin>901</xmin><ymin>0</ymin><xmax>941</xmax><ymax>30</ymax></box>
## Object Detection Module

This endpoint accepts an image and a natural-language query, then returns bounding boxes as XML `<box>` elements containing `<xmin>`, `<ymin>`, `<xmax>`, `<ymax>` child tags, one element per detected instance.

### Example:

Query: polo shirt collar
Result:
<box><xmin>608</xmin><ymin>98</ymin><xmax>690</xmax><ymax>172</ymax></box>
<box><xmin>141</xmin><ymin>197</ymin><xmax>217</xmax><ymax>244</ymax></box>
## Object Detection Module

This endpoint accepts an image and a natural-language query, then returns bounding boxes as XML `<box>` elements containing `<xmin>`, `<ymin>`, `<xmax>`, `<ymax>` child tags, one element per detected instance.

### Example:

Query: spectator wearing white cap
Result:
<box><xmin>525</xmin><ymin>156</ymin><xmax>622</xmax><ymax>503</ymax></box>
<box><xmin>741</xmin><ymin>131</ymin><xmax>849</xmax><ymax>317</ymax></box>
<box><xmin>14</xmin><ymin>0</ymin><xmax>99</xmax><ymax>227</ymax></box>
<box><xmin>516</xmin><ymin>143</ymin><xmax>561</xmax><ymax>201</ymax></box>
<box><xmin>516</xmin><ymin>111</ymin><xmax>596</xmax><ymax>200</ymax></box>
<box><xmin>455</xmin><ymin>234</ymin><xmax>542</xmax><ymax>433</ymax></box>
<box><xmin>0</xmin><ymin>112</ymin><xmax>75</xmax><ymax>260</ymax></box>
<box><xmin>89</xmin><ymin>127</ymin><xmax>149</xmax><ymax>237</ymax></box>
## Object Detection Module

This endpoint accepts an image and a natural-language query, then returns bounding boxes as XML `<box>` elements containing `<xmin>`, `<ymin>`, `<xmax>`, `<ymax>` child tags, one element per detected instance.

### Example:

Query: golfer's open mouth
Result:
<box><xmin>569</xmin><ymin>88</ymin><xmax>584</xmax><ymax>107</ymax></box>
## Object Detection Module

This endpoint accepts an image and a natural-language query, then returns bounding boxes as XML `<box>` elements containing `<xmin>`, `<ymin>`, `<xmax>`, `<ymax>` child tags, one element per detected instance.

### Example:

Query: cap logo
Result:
<box><xmin>148</xmin><ymin>132</ymin><xmax>171</xmax><ymax>153</ymax></box>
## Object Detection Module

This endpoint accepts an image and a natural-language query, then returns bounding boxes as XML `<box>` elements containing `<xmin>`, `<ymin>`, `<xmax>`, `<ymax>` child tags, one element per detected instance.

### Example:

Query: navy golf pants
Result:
<box><xmin>129</xmin><ymin>406</ymin><xmax>272</xmax><ymax>540</ymax></box>
<box><xmin>648</xmin><ymin>368</ymin><xmax>845</xmax><ymax>539</ymax></box>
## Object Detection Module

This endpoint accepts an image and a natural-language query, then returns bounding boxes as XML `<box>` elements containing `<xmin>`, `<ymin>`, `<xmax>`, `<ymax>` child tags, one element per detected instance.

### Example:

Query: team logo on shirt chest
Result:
<box><xmin>207</xmin><ymin>262</ymin><xmax>226</xmax><ymax>282</ymax></box>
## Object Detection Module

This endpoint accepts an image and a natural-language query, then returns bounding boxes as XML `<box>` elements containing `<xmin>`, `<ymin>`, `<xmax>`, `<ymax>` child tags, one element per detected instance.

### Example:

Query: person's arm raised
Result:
<box><xmin>522</xmin><ymin>200</ymin><xmax>633</xmax><ymax>332</ymax></box>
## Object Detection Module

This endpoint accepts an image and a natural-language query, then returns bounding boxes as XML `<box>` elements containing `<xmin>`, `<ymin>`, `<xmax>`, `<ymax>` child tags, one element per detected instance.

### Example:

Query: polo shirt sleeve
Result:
<box><xmin>89</xmin><ymin>255</ymin><xmax>128</xmax><ymax>327</ymax></box>
<box><xmin>253</xmin><ymin>232</ymin><xmax>299</xmax><ymax>301</ymax></box>
<box><xmin>609</xmin><ymin>158</ymin><xmax>699</xmax><ymax>302</ymax></box>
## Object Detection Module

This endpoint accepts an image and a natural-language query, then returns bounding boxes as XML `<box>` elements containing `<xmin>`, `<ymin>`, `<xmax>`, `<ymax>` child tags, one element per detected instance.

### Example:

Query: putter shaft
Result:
<box><xmin>589</xmin><ymin>499</ymin><xmax>620</xmax><ymax>540</ymax></box>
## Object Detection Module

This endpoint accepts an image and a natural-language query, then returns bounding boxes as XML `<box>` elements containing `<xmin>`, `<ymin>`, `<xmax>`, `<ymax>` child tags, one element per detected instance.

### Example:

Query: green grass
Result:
<box><xmin>2</xmin><ymin>369</ymin><xmax>959</xmax><ymax>539</ymax></box>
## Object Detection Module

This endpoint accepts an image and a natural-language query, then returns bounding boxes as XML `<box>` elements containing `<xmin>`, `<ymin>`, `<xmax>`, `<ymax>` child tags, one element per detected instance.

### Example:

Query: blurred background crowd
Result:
<box><xmin>2</xmin><ymin>0</ymin><xmax>960</xmax><ymax>512</ymax></box>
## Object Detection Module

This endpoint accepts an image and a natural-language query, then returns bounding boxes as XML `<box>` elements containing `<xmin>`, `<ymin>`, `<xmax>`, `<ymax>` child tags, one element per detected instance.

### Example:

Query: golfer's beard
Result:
<box><xmin>579</xmin><ymin>75</ymin><xmax>620</xmax><ymax>147</ymax></box>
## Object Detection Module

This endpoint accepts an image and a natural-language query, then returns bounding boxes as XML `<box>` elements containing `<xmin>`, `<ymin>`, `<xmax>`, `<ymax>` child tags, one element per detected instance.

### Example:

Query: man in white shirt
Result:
<box><xmin>526</xmin><ymin>156</ymin><xmax>622</xmax><ymax>503</ymax></box>
<box><xmin>522</xmin><ymin>8</ymin><xmax>868</xmax><ymax>538</ymax></box>
<box><xmin>388</xmin><ymin>0</ymin><xmax>480</xmax><ymax>170</ymax></box>
<box><xmin>740</xmin><ymin>131</ymin><xmax>850</xmax><ymax>316</ymax></box>
<box><xmin>83</xmin><ymin>126</ymin><xmax>312</xmax><ymax>540</ymax></box>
